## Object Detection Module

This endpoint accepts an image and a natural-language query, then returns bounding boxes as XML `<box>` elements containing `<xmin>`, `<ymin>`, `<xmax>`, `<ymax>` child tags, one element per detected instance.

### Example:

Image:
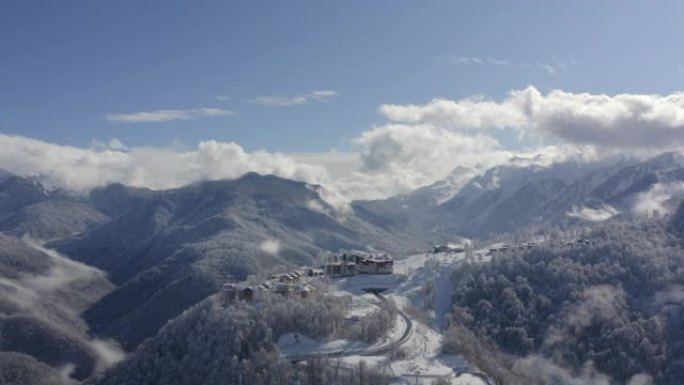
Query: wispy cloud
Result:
<box><xmin>447</xmin><ymin>56</ymin><xmax>513</xmax><ymax>67</ymax></box>
<box><xmin>442</xmin><ymin>55</ymin><xmax>574</xmax><ymax>75</ymax></box>
<box><xmin>252</xmin><ymin>90</ymin><xmax>337</xmax><ymax>107</ymax></box>
<box><xmin>106</xmin><ymin>107</ymin><xmax>236</xmax><ymax>123</ymax></box>
<box><xmin>214</xmin><ymin>95</ymin><xmax>231</xmax><ymax>102</ymax></box>
<box><xmin>90</xmin><ymin>138</ymin><xmax>127</xmax><ymax>151</ymax></box>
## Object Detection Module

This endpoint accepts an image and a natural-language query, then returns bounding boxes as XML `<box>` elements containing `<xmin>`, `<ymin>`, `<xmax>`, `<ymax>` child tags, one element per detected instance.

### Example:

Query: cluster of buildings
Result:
<box><xmin>432</xmin><ymin>243</ymin><xmax>474</xmax><ymax>260</ymax></box>
<box><xmin>221</xmin><ymin>250</ymin><xmax>394</xmax><ymax>305</ymax></box>
<box><xmin>221</xmin><ymin>270</ymin><xmax>315</xmax><ymax>305</ymax></box>
<box><xmin>488</xmin><ymin>242</ymin><xmax>535</xmax><ymax>253</ymax></box>
<box><xmin>565</xmin><ymin>238</ymin><xmax>594</xmax><ymax>247</ymax></box>
<box><xmin>323</xmin><ymin>251</ymin><xmax>394</xmax><ymax>277</ymax></box>
<box><xmin>432</xmin><ymin>244</ymin><xmax>465</xmax><ymax>254</ymax></box>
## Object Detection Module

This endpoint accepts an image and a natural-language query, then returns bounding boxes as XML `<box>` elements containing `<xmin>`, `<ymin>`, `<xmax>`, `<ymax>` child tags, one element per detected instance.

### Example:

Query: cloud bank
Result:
<box><xmin>348</xmin><ymin>123</ymin><xmax>512</xmax><ymax>196</ymax></box>
<box><xmin>0</xmin><ymin>134</ymin><xmax>329</xmax><ymax>193</ymax></box>
<box><xmin>5</xmin><ymin>86</ymin><xmax>684</xmax><ymax>205</ymax></box>
<box><xmin>380</xmin><ymin>86</ymin><xmax>684</xmax><ymax>149</ymax></box>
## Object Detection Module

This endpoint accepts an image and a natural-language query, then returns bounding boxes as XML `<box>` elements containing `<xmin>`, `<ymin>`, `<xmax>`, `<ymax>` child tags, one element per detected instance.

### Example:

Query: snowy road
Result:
<box><xmin>282</xmin><ymin>292</ymin><xmax>413</xmax><ymax>360</ymax></box>
<box><xmin>361</xmin><ymin>292</ymin><xmax>413</xmax><ymax>356</ymax></box>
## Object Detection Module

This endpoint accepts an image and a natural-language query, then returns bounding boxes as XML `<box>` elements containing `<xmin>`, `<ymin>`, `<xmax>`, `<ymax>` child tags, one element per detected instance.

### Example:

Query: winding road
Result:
<box><xmin>361</xmin><ymin>291</ymin><xmax>413</xmax><ymax>356</ymax></box>
<box><xmin>286</xmin><ymin>291</ymin><xmax>413</xmax><ymax>361</ymax></box>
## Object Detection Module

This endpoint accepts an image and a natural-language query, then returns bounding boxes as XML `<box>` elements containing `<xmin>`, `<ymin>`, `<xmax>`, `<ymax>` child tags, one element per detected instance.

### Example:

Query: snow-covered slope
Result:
<box><xmin>54</xmin><ymin>173</ymin><xmax>427</xmax><ymax>350</ymax></box>
<box><xmin>416</xmin><ymin>166</ymin><xmax>481</xmax><ymax>205</ymax></box>
<box><xmin>359</xmin><ymin>152</ymin><xmax>684</xmax><ymax>238</ymax></box>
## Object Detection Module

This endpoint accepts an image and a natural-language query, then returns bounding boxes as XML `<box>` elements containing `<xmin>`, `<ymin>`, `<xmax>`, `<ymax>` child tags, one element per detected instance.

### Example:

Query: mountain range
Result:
<box><xmin>3</xmin><ymin>151</ymin><xmax>684</xmax><ymax>382</ymax></box>
<box><xmin>357</xmin><ymin>152</ymin><xmax>684</xmax><ymax>238</ymax></box>
<box><xmin>0</xmin><ymin>172</ymin><xmax>426</xmax><ymax>354</ymax></box>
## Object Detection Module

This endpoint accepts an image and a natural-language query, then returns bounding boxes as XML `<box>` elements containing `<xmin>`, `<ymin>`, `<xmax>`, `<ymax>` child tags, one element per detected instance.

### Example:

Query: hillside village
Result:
<box><xmin>221</xmin><ymin>250</ymin><xmax>395</xmax><ymax>305</ymax></box>
<box><xmin>217</xmin><ymin>234</ymin><xmax>612</xmax><ymax>384</ymax></box>
<box><xmin>219</xmin><ymin>246</ymin><xmax>496</xmax><ymax>385</ymax></box>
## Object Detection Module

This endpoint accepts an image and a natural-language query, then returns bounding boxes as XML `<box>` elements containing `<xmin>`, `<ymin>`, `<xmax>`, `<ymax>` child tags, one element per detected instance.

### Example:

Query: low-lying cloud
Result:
<box><xmin>90</xmin><ymin>339</ymin><xmax>126</xmax><ymax>369</ymax></box>
<box><xmin>259</xmin><ymin>239</ymin><xmax>281</xmax><ymax>255</ymax></box>
<box><xmin>0</xmin><ymin>238</ymin><xmax>125</xmax><ymax>371</ymax></box>
<box><xmin>632</xmin><ymin>181</ymin><xmax>684</xmax><ymax>216</ymax></box>
<box><xmin>566</xmin><ymin>205</ymin><xmax>620</xmax><ymax>222</ymax></box>
<box><xmin>514</xmin><ymin>356</ymin><xmax>611</xmax><ymax>385</ymax></box>
<box><xmin>0</xmin><ymin>134</ymin><xmax>329</xmax><ymax>192</ymax></box>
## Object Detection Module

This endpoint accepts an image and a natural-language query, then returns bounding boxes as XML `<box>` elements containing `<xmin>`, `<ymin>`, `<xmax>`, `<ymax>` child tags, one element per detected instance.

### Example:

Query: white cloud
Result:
<box><xmin>566</xmin><ymin>204</ymin><xmax>620</xmax><ymax>221</ymax></box>
<box><xmin>0</xmin><ymin>134</ymin><xmax>370</xmax><ymax>212</ymax></box>
<box><xmin>252</xmin><ymin>90</ymin><xmax>337</xmax><ymax>107</ymax></box>
<box><xmin>632</xmin><ymin>181</ymin><xmax>684</xmax><ymax>216</ymax></box>
<box><xmin>10</xmin><ymin>86</ymin><xmax>684</xmax><ymax>205</ymax></box>
<box><xmin>91</xmin><ymin>138</ymin><xmax>127</xmax><ymax>151</ymax></box>
<box><xmin>514</xmin><ymin>356</ymin><xmax>611</xmax><ymax>385</ymax></box>
<box><xmin>259</xmin><ymin>239</ymin><xmax>281</xmax><ymax>255</ymax></box>
<box><xmin>0</xmin><ymin>238</ymin><xmax>126</xmax><ymax>371</ymax></box>
<box><xmin>90</xmin><ymin>339</ymin><xmax>125</xmax><ymax>369</ymax></box>
<box><xmin>290</xmin><ymin>152</ymin><xmax>360</xmax><ymax>179</ymax></box>
<box><xmin>0</xmin><ymin>134</ymin><xmax>329</xmax><ymax>193</ymax></box>
<box><xmin>346</xmin><ymin>123</ymin><xmax>509</xmax><ymax>197</ymax></box>
<box><xmin>443</xmin><ymin>56</ymin><xmax>573</xmax><ymax>75</ymax></box>
<box><xmin>107</xmin><ymin>138</ymin><xmax>126</xmax><ymax>150</ymax></box>
<box><xmin>447</xmin><ymin>56</ymin><xmax>513</xmax><ymax>67</ymax></box>
<box><xmin>309</xmin><ymin>90</ymin><xmax>337</xmax><ymax>99</ymax></box>
<box><xmin>380</xmin><ymin>86</ymin><xmax>684</xmax><ymax>149</ymax></box>
<box><xmin>106</xmin><ymin>107</ymin><xmax>236</xmax><ymax>123</ymax></box>
<box><xmin>253</xmin><ymin>95</ymin><xmax>307</xmax><ymax>107</ymax></box>
<box><xmin>339</xmin><ymin>123</ymin><xmax>601</xmax><ymax>200</ymax></box>
<box><xmin>380</xmin><ymin>95</ymin><xmax>527</xmax><ymax>130</ymax></box>
<box><xmin>627</xmin><ymin>374</ymin><xmax>654</xmax><ymax>385</ymax></box>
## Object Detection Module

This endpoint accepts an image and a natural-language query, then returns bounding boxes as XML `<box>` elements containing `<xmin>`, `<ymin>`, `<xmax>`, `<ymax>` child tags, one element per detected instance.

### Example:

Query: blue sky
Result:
<box><xmin>3</xmin><ymin>0</ymin><xmax>684</xmax><ymax>153</ymax></box>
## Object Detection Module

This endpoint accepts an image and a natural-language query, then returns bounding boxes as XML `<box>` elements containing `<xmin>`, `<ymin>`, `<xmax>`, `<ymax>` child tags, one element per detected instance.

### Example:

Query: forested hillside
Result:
<box><xmin>445</xmin><ymin>209</ymin><xmax>684</xmax><ymax>384</ymax></box>
<box><xmin>89</xmin><ymin>292</ymin><xmax>389</xmax><ymax>385</ymax></box>
<box><xmin>0</xmin><ymin>234</ymin><xmax>118</xmax><ymax>382</ymax></box>
<box><xmin>52</xmin><ymin>172</ymin><xmax>424</xmax><ymax>350</ymax></box>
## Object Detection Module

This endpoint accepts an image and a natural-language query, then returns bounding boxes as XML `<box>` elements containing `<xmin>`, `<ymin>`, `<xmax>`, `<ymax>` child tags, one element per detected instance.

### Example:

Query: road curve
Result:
<box><xmin>286</xmin><ymin>292</ymin><xmax>413</xmax><ymax>361</ymax></box>
<box><xmin>361</xmin><ymin>292</ymin><xmax>413</xmax><ymax>356</ymax></box>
